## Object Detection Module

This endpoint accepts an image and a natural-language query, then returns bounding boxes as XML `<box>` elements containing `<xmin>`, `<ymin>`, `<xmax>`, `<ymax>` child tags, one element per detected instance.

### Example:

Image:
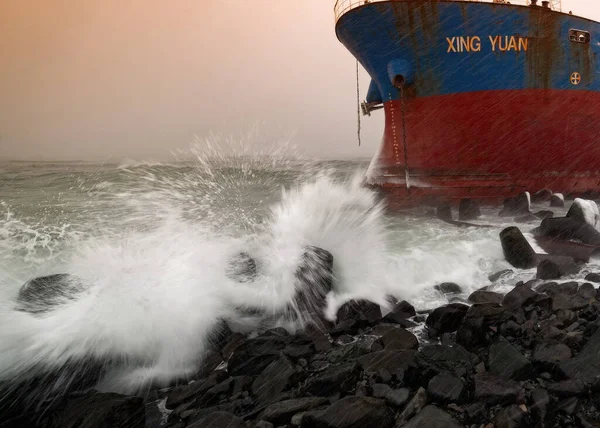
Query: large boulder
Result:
<box><xmin>500</xmin><ymin>227</ymin><xmax>537</xmax><ymax>269</ymax></box>
<box><xmin>567</xmin><ymin>198</ymin><xmax>600</xmax><ymax>228</ymax></box>
<box><xmin>425</xmin><ymin>304</ymin><xmax>469</xmax><ymax>336</ymax></box>
<box><xmin>402</xmin><ymin>405</ymin><xmax>461</xmax><ymax>428</ymax></box>
<box><xmin>536</xmin><ymin>217</ymin><xmax>600</xmax><ymax>246</ymax></box>
<box><xmin>16</xmin><ymin>274</ymin><xmax>87</xmax><ymax>314</ymax></box>
<box><xmin>290</xmin><ymin>246</ymin><xmax>334</xmax><ymax>327</ymax></box>
<box><xmin>301</xmin><ymin>396</ymin><xmax>395</xmax><ymax>428</ymax></box>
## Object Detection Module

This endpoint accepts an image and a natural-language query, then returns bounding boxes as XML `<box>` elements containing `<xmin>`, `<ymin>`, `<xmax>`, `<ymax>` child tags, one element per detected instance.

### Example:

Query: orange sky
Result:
<box><xmin>1</xmin><ymin>0</ymin><xmax>599</xmax><ymax>161</ymax></box>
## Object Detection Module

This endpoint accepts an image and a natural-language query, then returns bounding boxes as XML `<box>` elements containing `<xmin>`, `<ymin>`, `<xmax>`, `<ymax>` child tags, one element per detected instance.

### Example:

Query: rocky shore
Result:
<box><xmin>4</xmin><ymin>194</ymin><xmax>600</xmax><ymax>428</ymax></box>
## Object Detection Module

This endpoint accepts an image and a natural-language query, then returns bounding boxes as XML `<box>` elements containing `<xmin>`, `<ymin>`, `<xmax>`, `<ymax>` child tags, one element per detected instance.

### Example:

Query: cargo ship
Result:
<box><xmin>334</xmin><ymin>0</ymin><xmax>600</xmax><ymax>207</ymax></box>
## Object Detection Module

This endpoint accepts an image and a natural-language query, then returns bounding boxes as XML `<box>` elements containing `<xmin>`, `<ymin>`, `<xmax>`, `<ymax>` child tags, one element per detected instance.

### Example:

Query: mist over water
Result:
<box><xmin>0</xmin><ymin>136</ymin><xmax>587</xmax><ymax>397</ymax></box>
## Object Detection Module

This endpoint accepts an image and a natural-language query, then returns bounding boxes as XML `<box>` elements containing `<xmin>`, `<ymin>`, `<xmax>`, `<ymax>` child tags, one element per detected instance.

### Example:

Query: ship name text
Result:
<box><xmin>446</xmin><ymin>36</ymin><xmax>529</xmax><ymax>53</ymax></box>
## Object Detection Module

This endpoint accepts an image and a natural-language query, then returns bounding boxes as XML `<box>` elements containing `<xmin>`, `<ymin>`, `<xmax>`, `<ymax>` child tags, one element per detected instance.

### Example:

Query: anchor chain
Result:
<box><xmin>399</xmin><ymin>85</ymin><xmax>410</xmax><ymax>190</ymax></box>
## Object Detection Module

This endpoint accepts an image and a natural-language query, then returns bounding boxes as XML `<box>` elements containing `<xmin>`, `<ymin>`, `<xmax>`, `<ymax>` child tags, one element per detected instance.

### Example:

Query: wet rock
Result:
<box><xmin>228</xmin><ymin>335</ymin><xmax>289</xmax><ymax>376</ymax></box>
<box><xmin>396</xmin><ymin>387</ymin><xmax>427</xmax><ymax>424</ymax></box>
<box><xmin>304</xmin><ymin>326</ymin><xmax>332</xmax><ymax>353</ymax></box>
<box><xmin>579</xmin><ymin>283</ymin><xmax>596</xmax><ymax>299</ymax></box>
<box><xmin>334</xmin><ymin>300</ymin><xmax>382</xmax><ymax>332</ymax></box>
<box><xmin>500</xmin><ymin>226</ymin><xmax>536</xmax><ymax>269</ymax></box>
<box><xmin>300</xmin><ymin>396</ymin><xmax>395</xmax><ymax>428</ymax></box>
<box><xmin>457</xmin><ymin>303</ymin><xmax>512</xmax><ymax>348</ymax></box>
<box><xmin>538</xmin><ymin>217</ymin><xmax>600</xmax><ymax>246</ymax></box>
<box><xmin>546</xmin><ymin>379</ymin><xmax>586</xmax><ymax>398</ymax></box>
<box><xmin>425</xmin><ymin>303</ymin><xmax>469</xmax><ymax>336</ymax></box>
<box><xmin>489</xmin><ymin>269</ymin><xmax>514</xmax><ymax>282</ymax></box>
<box><xmin>585</xmin><ymin>273</ymin><xmax>600</xmax><ymax>283</ymax></box>
<box><xmin>437</xmin><ymin>204</ymin><xmax>453</xmax><ymax>221</ymax></box>
<box><xmin>488</xmin><ymin>339</ymin><xmax>534</xmax><ymax>380</ymax></box>
<box><xmin>377</xmin><ymin>328</ymin><xmax>418</xmax><ymax>351</ymax></box>
<box><xmin>536</xmin><ymin>281</ymin><xmax>578</xmax><ymax>296</ymax></box>
<box><xmin>262</xmin><ymin>397</ymin><xmax>329</xmax><ymax>425</ymax></box>
<box><xmin>251</xmin><ymin>355</ymin><xmax>296</xmax><ymax>404</ymax></box>
<box><xmin>474</xmin><ymin>372</ymin><xmax>523</xmax><ymax>406</ymax></box>
<box><xmin>385</xmin><ymin>388</ymin><xmax>410</xmax><ymax>408</ymax></box>
<box><xmin>47</xmin><ymin>391</ymin><xmax>145</xmax><ymax>428</ymax></box>
<box><xmin>502</xmin><ymin>284</ymin><xmax>539</xmax><ymax>309</ymax></box>
<box><xmin>550</xmin><ymin>193</ymin><xmax>565</xmax><ymax>207</ymax></box>
<box><xmin>537</xmin><ymin>259</ymin><xmax>562</xmax><ymax>280</ymax></box>
<box><xmin>427</xmin><ymin>373</ymin><xmax>464</xmax><ymax>403</ymax></box>
<box><xmin>226</xmin><ymin>253</ymin><xmax>257</xmax><ymax>283</ymax></box>
<box><xmin>292</xmin><ymin>246</ymin><xmax>334</xmax><ymax>327</ymax></box>
<box><xmin>531</xmin><ymin>342</ymin><xmax>572</xmax><ymax>367</ymax></box>
<box><xmin>16</xmin><ymin>274</ymin><xmax>88</xmax><ymax>314</ymax></box>
<box><xmin>459</xmin><ymin>198</ymin><xmax>481</xmax><ymax>221</ymax></box>
<box><xmin>187</xmin><ymin>411</ymin><xmax>244</xmax><ymax>428</ymax></box>
<box><xmin>358</xmin><ymin>350</ymin><xmax>415</xmax><ymax>380</ymax></box>
<box><xmin>533</xmin><ymin>189</ymin><xmax>553</xmax><ymax>203</ymax></box>
<box><xmin>552</xmin><ymin>293</ymin><xmax>589</xmax><ymax>311</ymax></box>
<box><xmin>567</xmin><ymin>198</ymin><xmax>600</xmax><ymax>228</ymax></box>
<box><xmin>305</xmin><ymin>362</ymin><xmax>361</xmax><ymax>397</ymax></box>
<box><xmin>530</xmin><ymin>388</ymin><xmax>550</xmax><ymax>424</ymax></box>
<box><xmin>434</xmin><ymin>282</ymin><xmax>463</xmax><ymax>294</ymax></box>
<box><xmin>468</xmin><ymin>290</ymin><xmax>504</xmax><ymax>305</ymax></box>
<box><xmin>403</xmin><ymin>404</ymin><xmax>462</xmax><ymax>428</ymax></box>
<box><xmin>414</xmin><ymin>345</ymin><xmax>476</xmax><ymax>382</ymax></box>
<box><xmin>558</xmin><ymin>328</ymin><xmax>600</xmax><ymax>383</ymax></box>
<box><xmin>492</xmin><ymin>404</ymin><xmax>530</xmax><ymax>428</ymax></box>
<box><xmin>166</xmin><ymin>370</ymin><xmax>229</xmax><ymax>409</ymax></box>
<box><xmin>255</xmin><ymin>421</ymin><xmax>274</xmax><ymax>428</ymax></box>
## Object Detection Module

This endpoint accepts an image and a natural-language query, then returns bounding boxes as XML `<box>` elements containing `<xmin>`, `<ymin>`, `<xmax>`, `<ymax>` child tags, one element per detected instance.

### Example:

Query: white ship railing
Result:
<box><xmin>334</xmin><ymin>0</ymin><xmax>562</xmax><ymax>23</ymax></box>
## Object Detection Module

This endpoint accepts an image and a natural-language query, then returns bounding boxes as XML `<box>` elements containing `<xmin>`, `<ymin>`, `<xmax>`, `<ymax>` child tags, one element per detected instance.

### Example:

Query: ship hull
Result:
<box><xmin>335</xmin><ymin>1</ymin><xmax>600</xmax><ymax>207</ymax></box>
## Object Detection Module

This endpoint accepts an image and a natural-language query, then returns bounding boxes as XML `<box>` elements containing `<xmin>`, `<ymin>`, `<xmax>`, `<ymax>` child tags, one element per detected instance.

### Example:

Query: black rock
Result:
<box><xmin>255</xmin><ymin>421</ymin><xmax>274</xmax><ymax>428</ymax></box>
<box><xmin>585</xmin><ymin>273</ymin><xmax>600</xmax><ymax>283</ymax></box>
<box><xmin>47</xmin><ymin>391</ymin><xmax>145</xmax><ymax>428</ymax></box>
<box><xmin>529</xmin><ymin>388</ymin><xmax>550</xmax><ymax>425</ymax></box>
<box><xmin>537</xmin><ymin>217</ymin><xmax>600</xmax><ymax>246</ymax></box>
<box><xmin>550</xmin><ymin>194</ymin><xmax>565</xmax><ymax>207</ymax></box>
<box><xmin>252</xmin><ymin>355</ymin><xmax>296</xmax><ymax>404</ymax></box>
<box><xmin>427</xmin><ymin>373</ymin><xmax>464</xmax><ymax>403</ymax></box>
<box><xmin>414</xmin><ymin>345</ymin><xmax>476</xmax><ymax>383</ymax></box>
<box><xmin>228</xmin><ymin>335</ymin><xmax>289</xmax><ymax>376</ymax></box>
<box><xmin>546</xmin><ymin>379</ymin><xmax>586</xmax><ymax>398</ymax></box>
<box><xmin>221</xmin><ymin>332</ymin><xmax>246</xmax><ymax>359</ymax></box>
<box><xmin>500</xmin><ymin>227</ymin><xmax>537</xmax><ymax>269</ymax></box>
<box><xmin>488</xmin><ymin>339</ymin><xmax>534</xmax><ymax>380</ymax></box>
<box><xmin>434</xmin><ymin>282</ymin><xmax>463</xmax><ymax>294</ymax></box>
<box><xmin>396</xmin><ymin>387</ymin><xmax>427</xmax><ymax>424</ymax></box>
<box><xmin>531</xmin><ymin>342</ymin><xmax>572</xmax><ymax>367</ymax></box>
<box><xmin>401</xmin><ymin>405</ymin><xmax>462</xmax><ymax>428</ymax></box>
<box><xmin>492</xmin><ymin>404</ymin><xmax>530</xmax><ymax>428</ymax></box>
<box><xmin>385</xmin><ymin>388</ymin><xmax>410</xmax><ymax>408</ymax></box>
<box><xmin>16</xmin><ymin>274</ymin><xmax>88</xmax><ymax>314</ymax></box>
<box><xmin>457</xmin><ymin>303</ymin><xmax>512</xmax><ymax>348</ymax></box>
<box><xmin>425</xmin><ymin>303</ymin><xmax>469</xmax><ymax>336</ymax></box>
<box><xmin>305</xmin><ymin>362</ymin><xmax>361</xmax><ymax>397</ymax></box>
<box><xmin>165</xmin><ymin>370</ymin><xmax>229</xmax><ymax>409</ymax></box>
<box><xmin>489</xmin><ymin>269</ymin><xmax>513</xmax><ymax>282</ymax></box>
<box><xmin>567</xmin><ymin>199</ymin><xmax>599</xmax><ymax>226</ymax></box>
<box><xmin>536</xmin><ymin>281</ymin><xmax>579</xmax><ymax>296</ymax></box>
<box><xmin>262</xmin><ymin>397</ymin><xmax>329</xmax><ymax>425</ymax></box>
<box><xmin>474</xmin><ymin>372</ymin><xmax>523</xmax><ymax>406</ymax></box>
<box><xmin>437</xmin><ymin>204</ymin><xmax>453</xmax><ymax>221</ymax></box>
<box><xmin>537</xmin><ymin>259</ymin><xmax>562</xmax><ymax>280</ymax></box>
<box><xmin>226</xmin><ymin>253</ymin><xmax>257</xmax><ymax>283</ymax></box>
<box><xmin>300</xmin><ymin>396</ymin><xmax>395</xmax><ymax>428</ymax></box>
<box><xmin>558</xmin><ymin>328</ymin><xmax>600</xmax><ymax>383</ymax></box>
<box><xmin>291</xmin><ymin>246</ymin><xmax>334</xmax><ymax>327</ymax></box>
<box><xmin>358</xmin><ymin>350</ymin><xmax>416</xmax><ymax>380</ymax></box>
<box><xmin>187</xmin><ymin>411</ymin><xmax>244</xmax><ymax>428</ymax></box>
<box><xmin>382</xmin><ymin>301</ymin><xmax>417</xmax><ymax>327</ymax></box>
<box><xmin>552</xmin><ymin>293</ymin><xmax>589</xmax><ymax>311</ymax></box>
<box><xmin>459</xmin><ymin>198</ymin><xmax>481</xmax><ymax>221</ymax></box>
<box><xmin>378</xmin><ymin>328</ymin><xmax>418</xmax><ymax>351</ymax></box>
<box><xmin>502</xmin><ymin>284</ymin><xmax>539</xmax><ymax>309</ymax></box>
<box><xmin>335</xmin><ymin>300</ymin><xmax>382</xmax><ymax>330</ymax></box>
<box><xmin>578</xmin><ymin>283</ymin><xmax>596</xmax><ymax>299</ymax></box>
<box><xmin>468</xmin><ymin>290</ymin><xmax>504</xmax><ymax>305</ymax></box>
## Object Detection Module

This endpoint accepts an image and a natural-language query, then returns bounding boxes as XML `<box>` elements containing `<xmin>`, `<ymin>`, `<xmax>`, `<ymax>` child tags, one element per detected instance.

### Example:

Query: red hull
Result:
<box><xmin>369</xmin><ymin>89</ymin><xmax>600</xmax><ymax>207</ymax></box>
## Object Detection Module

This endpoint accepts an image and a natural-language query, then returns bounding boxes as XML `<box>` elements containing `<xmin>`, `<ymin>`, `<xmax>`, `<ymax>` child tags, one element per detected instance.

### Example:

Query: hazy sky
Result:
<box><xmin>1</xmin><ymin>0</ymin><xmax>599</xmax><ymax>161</ymax></box>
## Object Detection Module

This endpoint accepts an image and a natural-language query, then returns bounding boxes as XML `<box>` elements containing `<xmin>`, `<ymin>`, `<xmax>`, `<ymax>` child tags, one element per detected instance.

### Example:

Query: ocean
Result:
<box><xmin>0</xmin><ymin>142</ymin><xmax>584</xmax><ymax>395</ymax></box>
